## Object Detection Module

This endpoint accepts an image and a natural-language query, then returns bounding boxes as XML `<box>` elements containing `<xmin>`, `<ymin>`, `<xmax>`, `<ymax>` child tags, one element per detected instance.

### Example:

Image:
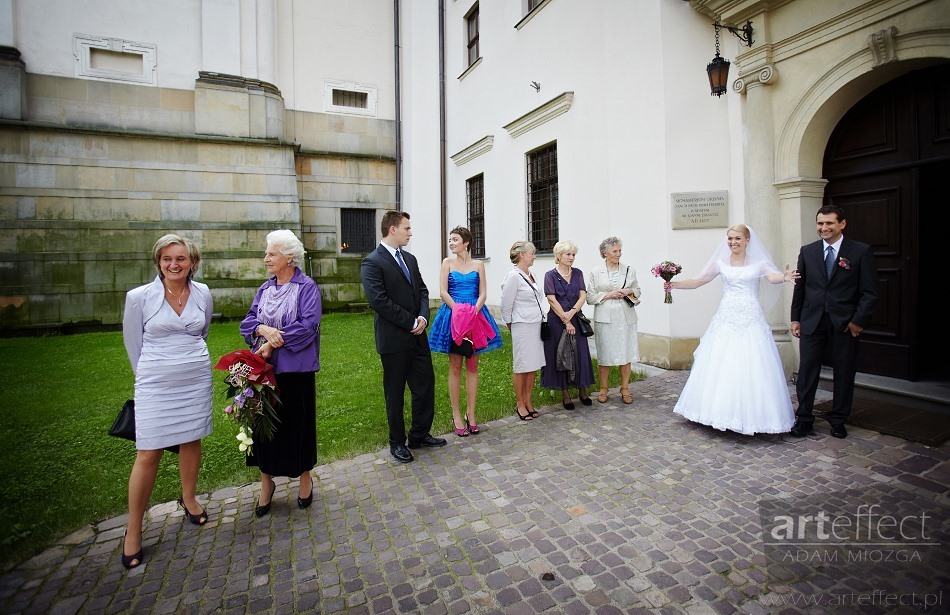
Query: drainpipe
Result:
<box><xmin>438</xmin><ymin>0</ymin><xmax>447</xmax><ymax>260</ymax></box>
<box><xmin>394</xmin><ymin>0</ymin><xmax>402</xmax><ymax>211</ymax></box>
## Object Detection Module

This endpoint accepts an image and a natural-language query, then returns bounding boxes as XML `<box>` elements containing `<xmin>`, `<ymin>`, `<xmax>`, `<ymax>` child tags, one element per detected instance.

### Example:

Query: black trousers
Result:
<box><xmin>379</xmin><ymin>337</ymin><xmax>435</xmax><ymax>446</ymax></box>
<box><xmin>795</xmin><ymin>313</ymin><xmax>859</xmax><ymax>427</ymax></box>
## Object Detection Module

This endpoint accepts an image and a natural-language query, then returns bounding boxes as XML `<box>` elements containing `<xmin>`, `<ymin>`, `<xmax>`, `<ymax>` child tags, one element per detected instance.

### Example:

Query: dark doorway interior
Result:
<box><xmin>917</xmin><ymin>158</ymin><xmax>948</xmax><ymax>380</ymax></box>
<box><xmin>823</xmin><ymin>62</ymin><xmax>950</xmax><ymax>381</ymax></box>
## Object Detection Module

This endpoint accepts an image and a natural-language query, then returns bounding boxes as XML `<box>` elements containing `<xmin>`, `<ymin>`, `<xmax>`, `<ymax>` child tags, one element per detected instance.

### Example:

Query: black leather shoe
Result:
<box><xmin>789</xmin><ymin>421</ymin><xmax>814</xmax><ymax>437</ymax></box>
<box><xmin>390</xmin><ymin>444</ymin><xmax>414</xmax><ymax>463</ymax></box>
<box><xmin>407</xmin><ymin>435</ymin><xmax>447</xmax><ymax>449</ymax></box>
<box><xmin>830</xmin><ymin>424</ymin><xmax>848</xmax><ymax>439</ymax></box>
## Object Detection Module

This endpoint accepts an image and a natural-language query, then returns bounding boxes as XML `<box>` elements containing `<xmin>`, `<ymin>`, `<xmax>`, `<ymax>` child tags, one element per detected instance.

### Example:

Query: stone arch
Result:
<box><xmin>776</xmin><ymin>28</ymin><xmax>950</xmax><ymax>184</ymax></box>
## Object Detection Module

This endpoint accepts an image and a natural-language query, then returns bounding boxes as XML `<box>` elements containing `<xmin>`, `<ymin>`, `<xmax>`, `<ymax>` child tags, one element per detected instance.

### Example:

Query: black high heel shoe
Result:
<box><xmin>515</xmin><ymin>406</ymin><xmax>533</xmax><ymax>421</ymax></box>
<box><xmin>297</xmin><ymin>474</ymin><xmax>314</xmax><ymax>509</ymax></box>
<box><xmin>178</xmin><ymin>497</ymin><xmax>208</xmax><ymax>526</ymax></box>
<box><xmin>121</xmin><ymin>532</ymin><xmax>143</xmax><ymax>569</ymax></box>
<box><xmin>256</xmin><ymin>478</ymin><xmax>276</xmax><ymax>517</ymax></box>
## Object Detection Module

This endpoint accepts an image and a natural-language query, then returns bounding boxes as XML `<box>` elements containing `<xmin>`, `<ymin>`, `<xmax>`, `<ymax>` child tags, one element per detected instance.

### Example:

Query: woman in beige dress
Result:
<box><xmin>587</xmin><ymin>236</ymin><xmax>641</xmax><ymax>405</ymax></box>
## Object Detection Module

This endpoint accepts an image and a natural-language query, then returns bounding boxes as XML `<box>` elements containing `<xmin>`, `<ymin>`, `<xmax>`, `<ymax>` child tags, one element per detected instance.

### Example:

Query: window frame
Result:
<box><xmin>465</xmin><ymin>3</ymin><xmax>480</xmax><ymax>68</ymax></box>
<box><xmin>74</xmin><ymin>33</ymin><xmax>157</xmax><ymax>85</ymax></box>
<box><xmin>324</xmin><ymin>80</ymin><xmax>378</xmax><ymax>117</ymax></box>
<box><xmin>466</xmin><ymin>174</ymin><xmax>486</xmax><ymax>259</ymax></box>
<box><xmin>526</xmin><ymin>142</ymin><xmax>559</xmax><ymax>254</ymax></box>
<box><xmin>340</xmin><ymin>208</ymin><xmax>377</xmax><ymax>256</ymax></box>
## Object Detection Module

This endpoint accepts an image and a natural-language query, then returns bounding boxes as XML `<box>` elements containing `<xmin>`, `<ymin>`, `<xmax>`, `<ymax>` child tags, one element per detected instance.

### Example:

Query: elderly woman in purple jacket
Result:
<box><xmin>240</xmin><ymin>230</ymin><xmax>322</xmax><ymax>517</ymax></box>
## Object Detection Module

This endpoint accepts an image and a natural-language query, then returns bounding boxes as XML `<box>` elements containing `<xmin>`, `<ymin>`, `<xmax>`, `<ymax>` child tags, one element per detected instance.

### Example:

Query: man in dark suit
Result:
<box><xmin>361</xmin><ymin>210</ymin><xmax>446</xmax><ymax>463</ymax></box>
<box><xmin>790</xmin><ymin>204</ymin><xmax>878</xmax><ymax>439</ymax></box>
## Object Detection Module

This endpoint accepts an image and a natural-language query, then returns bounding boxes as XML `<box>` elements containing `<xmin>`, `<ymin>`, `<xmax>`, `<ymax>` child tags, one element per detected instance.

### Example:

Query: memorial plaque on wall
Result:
<box><xmin>671</xmin><ymin>191</ymin><xmax>729</xmax><ymax>229</ymax></box>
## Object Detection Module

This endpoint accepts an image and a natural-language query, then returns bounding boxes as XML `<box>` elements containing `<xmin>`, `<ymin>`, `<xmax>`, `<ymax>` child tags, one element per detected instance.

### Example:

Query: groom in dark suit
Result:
<box><xmin>361</xmin><ymin>210</ymin><xmax>446</xmax><ymax>463</ymax></box>
<box><xmin>790</xmin><ymin>204</ymin><xmax>877</xmax><ymax>439</ymax></box>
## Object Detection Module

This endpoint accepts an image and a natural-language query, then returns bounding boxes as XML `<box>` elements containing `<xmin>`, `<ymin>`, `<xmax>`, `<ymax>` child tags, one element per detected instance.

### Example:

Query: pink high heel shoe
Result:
<box><xmin>466</xmin><ymin>418</ymin><xmax>480</xmax><ymax>434</ymax></box>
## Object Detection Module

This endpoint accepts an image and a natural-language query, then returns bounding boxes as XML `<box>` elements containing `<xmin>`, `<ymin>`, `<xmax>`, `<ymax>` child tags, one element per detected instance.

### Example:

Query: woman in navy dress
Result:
<box><xmin>541</xmin><ymin>240</ymin><xmax>595</xmax><ymax>408</ymax></box>
<box><xmin>429</xmin><ymin>227</ymin><xmax>502</xmax><ymax>436</ymax></box>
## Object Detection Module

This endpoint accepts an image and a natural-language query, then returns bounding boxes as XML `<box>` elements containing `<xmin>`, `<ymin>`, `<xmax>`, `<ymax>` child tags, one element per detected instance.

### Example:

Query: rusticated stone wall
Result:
<box><xmin>0</xmin><ymin>69</ymin><xmax>395</xmax><ymax>331</ymax></box>
<box><xmin>0</xmin><ymin>125</ymin><xmax>299</xmax><ymax>328</ymax></box>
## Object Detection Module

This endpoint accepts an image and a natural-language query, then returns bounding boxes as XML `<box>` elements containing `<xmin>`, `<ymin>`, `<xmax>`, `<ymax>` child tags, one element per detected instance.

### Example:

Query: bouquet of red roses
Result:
<box><xmin>651</xmin><ymin>261</ymin><xmax>683</xmax><ymax>304</ymax></box>
<box><xmin>213</xmin><ymin>350</ymin><xmax>280</xmax><ymax>456</ymax></box>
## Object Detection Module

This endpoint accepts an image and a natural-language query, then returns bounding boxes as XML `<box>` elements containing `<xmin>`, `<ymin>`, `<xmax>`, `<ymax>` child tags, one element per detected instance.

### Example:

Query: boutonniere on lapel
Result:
<box><xmin>837</xmin><ymin>257</ymin><xmax>851</xmax><ymax>270</ymax></box>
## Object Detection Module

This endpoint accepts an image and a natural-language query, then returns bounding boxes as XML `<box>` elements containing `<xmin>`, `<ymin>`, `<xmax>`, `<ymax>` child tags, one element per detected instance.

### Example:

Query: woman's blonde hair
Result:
<box><xmin>266</xmin><ymin>229</ymin><xmax>306</xmax><ymax>266</ymax></box>
<box><xmin>553</xmin><ymin>240</ymin><xmax>578</xmax><ymax>263</ymax></box>
<box><xmin>727</xmin><ymin>224</ymin><xmax>751</xmax><ymax>239</ymax></box>
<box><xmin>151</xmin><ymin>234</ymin><xmax>201</xmax><ymax>278</ymax></box>
<box><xmin>509</xmin><ymin>240</ymin><xmax>536</xmax><ymax>264</ymax></box>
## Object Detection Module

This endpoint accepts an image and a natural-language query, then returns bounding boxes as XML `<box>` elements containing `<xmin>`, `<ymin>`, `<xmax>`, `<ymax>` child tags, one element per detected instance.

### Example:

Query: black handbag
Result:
<box><xmin>449</xmin><ymin>337</ymin><xmax>475</xmax><ymax>357</ymax></box>
<box><xmin>540</xmin><ymin>319</ymin><xmax>551</xmax><ymax>341</ymax></box>
<box><xmin>576</xmin><ymin>313</ymin><xmax>594</xmax><ymax>337</ymax></box>
<box><xmin>109</xmin><ymin>399</ymin><xmax>180</xmax><ymax>453</ymax></box>
<box><xmin>109</xmin><ymin>399</ymin><xmax>137</xmax><ymax>441</ymax></box>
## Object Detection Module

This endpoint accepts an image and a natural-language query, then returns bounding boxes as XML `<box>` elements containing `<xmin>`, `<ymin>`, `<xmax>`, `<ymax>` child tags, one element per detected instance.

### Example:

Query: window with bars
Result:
<box><xmin>465</xmin><ymin>4</ymin><xmax>480</xmax><ymax>67</ymax></box>
<box><xmin>332</xmin><ymin>89</ymin><xmax>368</xmax><ymax>109</ymax></box>
<box><xmin>526</xmin><ymin>142</ymin><xmax>558</xmax><ymax>253</ymax></box>
<box><xmin>340</xmin><ymin>209</ymin><xmax>377</xmax><ymax>255</ymax></box>
<box><xmin>466</xmin><ymin>174</ymin><xmax>486</xmax><ymax>259</ymax></box>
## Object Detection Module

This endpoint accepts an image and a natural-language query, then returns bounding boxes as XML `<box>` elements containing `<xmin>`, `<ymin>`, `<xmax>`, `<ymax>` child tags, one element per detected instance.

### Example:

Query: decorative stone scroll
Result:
<box><xmin>732</xmin><ymin>64</ymin><xmax>777</xmax><ymax>94</ymax></box>
<box><xmin>868</xmin><ymin>26</ymin><xmax>898</xmax><ymax>68</ymax></box>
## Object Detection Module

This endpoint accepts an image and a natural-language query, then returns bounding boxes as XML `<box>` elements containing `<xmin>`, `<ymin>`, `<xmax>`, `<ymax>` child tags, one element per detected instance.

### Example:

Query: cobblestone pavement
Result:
<box><xmin>2</xmin><ymin>371</ymin><xmax>948</xmax><ymax>614</ymax></box>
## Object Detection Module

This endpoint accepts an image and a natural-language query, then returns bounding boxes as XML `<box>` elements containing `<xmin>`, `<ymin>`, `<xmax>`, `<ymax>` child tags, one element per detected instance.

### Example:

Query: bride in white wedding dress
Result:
<box><xmin>668</xmin><ymin>224</ymin><xmax>799</xmax><ymax>435</ymax></box>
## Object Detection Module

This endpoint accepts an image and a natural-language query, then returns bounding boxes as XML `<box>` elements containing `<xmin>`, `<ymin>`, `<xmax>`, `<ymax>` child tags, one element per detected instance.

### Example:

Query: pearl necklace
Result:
<box><xmin>165</xmin><ymin>284</ymin><xmax>187</xmax><ymax>307</ymax></box>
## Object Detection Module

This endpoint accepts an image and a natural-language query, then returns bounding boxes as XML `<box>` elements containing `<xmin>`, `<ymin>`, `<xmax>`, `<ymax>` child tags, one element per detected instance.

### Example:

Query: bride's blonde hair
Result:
<box><xmin>727</xmin><ymin>224</ymin><xmax>751</xmax><ymax>239</ymax></box>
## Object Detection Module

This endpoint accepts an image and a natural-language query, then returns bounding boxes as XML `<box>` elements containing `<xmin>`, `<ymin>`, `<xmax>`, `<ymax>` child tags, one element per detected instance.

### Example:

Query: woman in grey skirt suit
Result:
<box><xmin>121</xmin><ymin>234</ymin><xmax>214</xmax><ymax>569</ymax></box>
<box><xmin>500</xmin><ymin>240</ymin><xmax>546</xmax><ymax>421</ymax></box>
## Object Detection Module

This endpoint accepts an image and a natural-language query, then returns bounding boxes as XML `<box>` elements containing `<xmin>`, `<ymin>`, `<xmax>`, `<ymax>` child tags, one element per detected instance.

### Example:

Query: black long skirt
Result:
<box><xmin>246</xmin><ymin>371</ymin><xmax>316</xmax><ymax>477</ymax></box>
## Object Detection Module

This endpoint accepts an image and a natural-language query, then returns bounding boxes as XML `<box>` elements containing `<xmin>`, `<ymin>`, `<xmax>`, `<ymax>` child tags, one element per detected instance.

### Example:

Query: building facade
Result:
<box><xmin>2</xmin><ymin>0</ymin><xmax>947</xmax><ymax>382</ymax></box>
<box><xmin>0</xmin><ymin>0</ymin><xmax>397</xmax><ymax>327</ymax></box>
<box><xmin>402</xmin><ymin>0</ymin><xmax>948</xmax><ymax>381</ymax></box>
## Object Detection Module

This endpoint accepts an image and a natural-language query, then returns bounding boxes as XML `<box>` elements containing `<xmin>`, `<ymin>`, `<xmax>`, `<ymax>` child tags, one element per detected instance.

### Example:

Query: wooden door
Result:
<box><xmin>823</xmin><ymin>63</ymin><xmax>950</xmax><ymax>380</ymax></box>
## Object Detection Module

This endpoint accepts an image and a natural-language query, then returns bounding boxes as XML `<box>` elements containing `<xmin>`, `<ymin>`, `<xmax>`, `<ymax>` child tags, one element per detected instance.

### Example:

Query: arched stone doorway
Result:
<box><xmin>822</xmin><ymin>62</ymin><xmax>950</xmax><ymax>381</ymax></box>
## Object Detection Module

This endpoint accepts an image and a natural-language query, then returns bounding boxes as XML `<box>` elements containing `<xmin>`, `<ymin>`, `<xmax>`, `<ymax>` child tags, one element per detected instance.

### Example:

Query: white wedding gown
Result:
<box><xmin>673</xmin><ymin>263</ymin><xmax>795</xmax><ymax>435</ymax></box>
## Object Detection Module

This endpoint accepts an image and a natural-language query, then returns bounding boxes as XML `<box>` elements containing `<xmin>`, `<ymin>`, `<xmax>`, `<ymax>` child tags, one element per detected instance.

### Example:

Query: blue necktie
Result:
<box><xmin>824</xmin><ymin>245</ymin><xmax>835</xmax><ymax>278</ymax></box>
<box><xmin>395</xmin><ymin>249</ymin><xmax>412</xmax><ymax>281</ymax></box>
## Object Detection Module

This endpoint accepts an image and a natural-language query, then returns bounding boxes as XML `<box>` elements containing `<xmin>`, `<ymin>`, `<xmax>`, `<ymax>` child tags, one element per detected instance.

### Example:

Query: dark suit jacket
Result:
<box><xmin>790</xmin><ymin>237</ymin><xmax>877</xmax><ymax>335</ymax></box>
<box><xmin>361</xmin><ymin>244</ymin><xmax>431</xmax><ymax>355</ymax></box>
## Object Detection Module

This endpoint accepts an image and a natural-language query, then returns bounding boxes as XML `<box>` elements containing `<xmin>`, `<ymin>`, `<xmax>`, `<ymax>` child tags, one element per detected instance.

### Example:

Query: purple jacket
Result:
<box><xmin>240</xmin><ymin>268</ymin><xmax>322</xmax><ymax>373</ymax></box>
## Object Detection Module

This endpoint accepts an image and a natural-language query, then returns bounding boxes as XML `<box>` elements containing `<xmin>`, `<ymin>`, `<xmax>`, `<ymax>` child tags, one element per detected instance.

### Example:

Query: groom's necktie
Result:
<box><xmin>824</xmin><ymin>245</ymin><xmax>835</xmax><ymax>278</ymax></box>
<box><xmin>395</xmin><ymin>249</ymin><xmax>412</xmax><ymax>281</ymax></box>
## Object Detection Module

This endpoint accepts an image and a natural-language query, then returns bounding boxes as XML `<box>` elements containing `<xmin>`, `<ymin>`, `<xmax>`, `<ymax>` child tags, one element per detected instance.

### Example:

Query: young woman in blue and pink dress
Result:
<box><xmin>428</xmin><ymin>226</ymin><xmax>503</xmax><ymax>436</ymax></box>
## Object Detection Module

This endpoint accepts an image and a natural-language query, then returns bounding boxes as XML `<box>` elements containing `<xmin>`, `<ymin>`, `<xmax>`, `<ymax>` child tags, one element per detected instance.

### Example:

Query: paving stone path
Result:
<box><xmin>2</xmin><ymin>371</ymin><xmax>948</xmax><ymax>614</ymax></box>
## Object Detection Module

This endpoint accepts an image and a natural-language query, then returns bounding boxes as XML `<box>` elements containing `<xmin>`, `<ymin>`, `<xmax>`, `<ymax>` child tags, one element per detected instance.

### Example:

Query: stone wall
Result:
<box><xmin>0</xmin><ymin>69</ymin><xmax>396</xmax><ymax>331</ymax></box>
<box><xmin>0</xmin><ymin>123</ymin><xmax>299</xmax><ymax>328</ymax></box>
<box><xmin>297</xmin><ymin>153</ymin><xmax>395</xmax><ymax>311</ymax></box>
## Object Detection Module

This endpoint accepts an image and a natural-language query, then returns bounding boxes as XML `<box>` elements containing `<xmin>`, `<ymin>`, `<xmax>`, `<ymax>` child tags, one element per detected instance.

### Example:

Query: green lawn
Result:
<box><xmin>0</xmin><ymin>312</ymin><xmax>643</xmax><ymax>570</ymax></box>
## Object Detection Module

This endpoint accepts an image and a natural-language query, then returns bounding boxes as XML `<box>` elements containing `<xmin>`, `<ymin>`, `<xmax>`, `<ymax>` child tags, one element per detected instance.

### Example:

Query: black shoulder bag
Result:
<box><xmin>518</xmin><ymin>272</ymin><xmax>550</xmax><ymax>341</ymax></box>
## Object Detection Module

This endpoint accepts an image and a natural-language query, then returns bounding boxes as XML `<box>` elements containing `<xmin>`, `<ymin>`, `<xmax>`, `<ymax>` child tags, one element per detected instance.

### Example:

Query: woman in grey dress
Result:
<box><xmin>121</xmin><ymin>234</ymin><xmax>214</xmax><ymax>569</ymax></box>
